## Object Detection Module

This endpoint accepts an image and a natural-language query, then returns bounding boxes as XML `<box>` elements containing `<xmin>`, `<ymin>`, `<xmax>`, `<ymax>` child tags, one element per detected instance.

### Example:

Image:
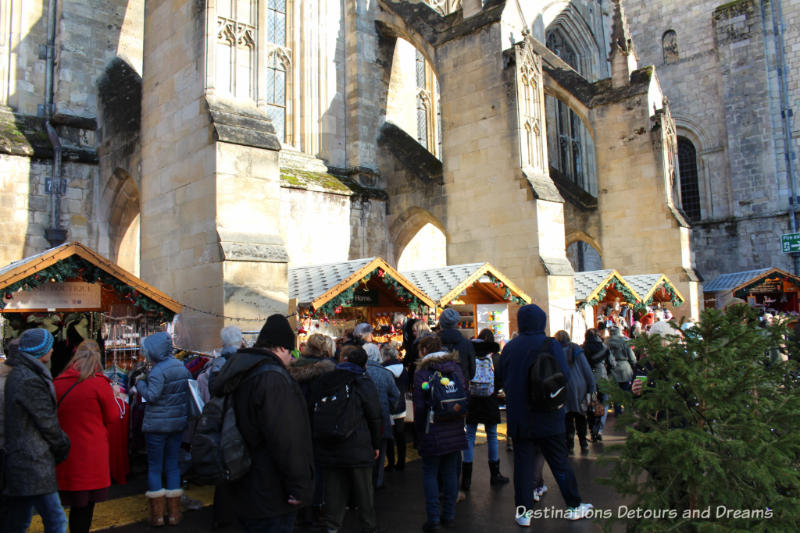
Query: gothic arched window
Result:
<box><xmin>662</xmin><ymin>30</ymin><xmax>679</xmax><ymax>64</ymax></box>
<box><xmin>546</xmin><ymin>29</ymin><xmax>579</xmax><ymax>74</ymax></box>
<box><xmin>545</xmin><ymin>95</ymin><xmax>596</xmax><ymax>195</ymax></box>
<box><xmin>266</xmin><ymin>54</ymin><xmax>287</xmax><ymax>142</ymax></box>
<box><xmin>678</xmin><ymin>137</ymin><xmax>701</xmax><ymax>221</ymax></box>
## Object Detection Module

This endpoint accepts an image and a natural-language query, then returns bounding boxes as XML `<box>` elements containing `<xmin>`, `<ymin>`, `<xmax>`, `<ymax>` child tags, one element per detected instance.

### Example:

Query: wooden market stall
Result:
<box><xmin>289</xmin><ymin>257</ymin><xmax>435</xmax><ymax>345</ymax></box>
<box><xmin>625</xmin><ymin>273</ymin><xmax>685</xmax><ymax>318</ymax></box>
<box><xmin>0</xmin><ymin>242</ymin><xmax>182</xmax><ymax>375</ymax></box>
<box><xmin>401</xmin><ymin>263</ymin><xmax>531</xmax><ymax>342</ymax></box>
<box><xmin>703</xmin><ymin>267</ymin><xmax>800</xmax><ymax>312</ymax></box>
<box><xmin>574</xmin><ymin>269</ymin><xmax>642</xmax><ymax>329</ymax></box>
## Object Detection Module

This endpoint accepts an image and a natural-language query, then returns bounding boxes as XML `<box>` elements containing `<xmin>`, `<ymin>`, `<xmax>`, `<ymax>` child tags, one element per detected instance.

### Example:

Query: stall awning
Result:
<box><xmin>289</xmin><ymin>257</ymin><xmax>434</xmax><ymax>315</ymax></box>
<box><xmin>727</xmin><ymin>267</ymin><xmax>800</xmax><ymax>298</ymax></box>
<box><xmin>401</xmin><ymin>263</ymin><xmax>531</xmax><ymax>308</ymax></box>
<box><xmin>574</xmin><ymin>269</ymin><xmax>641</xmax><ymax>308</ymax></box>
<box><xmin>703</xmin><ymin>268</ymin><xmax>773</xmax><ymax>293</ymax></box>
<box><xmin>625</xmin><ymin>273</ymin><xmax>684</xmax><ymax>306</ymax></box>
<box><xmin>0</xmin><ymin>242</ymin><xmax>182</xmax><ymax>317</ymax></box>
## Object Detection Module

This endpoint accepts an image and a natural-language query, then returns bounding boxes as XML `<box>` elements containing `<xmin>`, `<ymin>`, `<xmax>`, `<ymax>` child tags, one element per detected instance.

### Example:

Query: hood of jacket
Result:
<box><xmin>382</xmin><ymin>359</ymin><xmax>404</xmax><ymax>378</ymax></box>
<box><xmin>143</xmin><ymin>332</ymin><xmax>173</xmax><ymax>363</ymax></box>
<box><xmin>211</xmin><ymin>347</ymin><xmax>283</xmax><ymax>396</ymax></box>
<box><xmin>438</xmin><ymin>327</ymin><xmax>466</xmax><ymax>346</ymax></box>
<box><xmin>416</xmin><ymin>351</ymin><xmax>460</xmax><ymax>371</ymax></box>
<box><xmin>517</xmin><ymin>304</ymin><xmax>547</xmax><ymax>334</ymax></box>
<box><xmin>288</xmin><ymin>357</ymin><xmax>335</xmax><ymax>383</ymax></box>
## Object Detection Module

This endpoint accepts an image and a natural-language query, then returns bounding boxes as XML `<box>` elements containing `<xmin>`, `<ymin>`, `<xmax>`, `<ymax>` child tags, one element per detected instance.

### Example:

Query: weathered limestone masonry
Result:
<box><xmin>626</xmin><ymin>0</ymin><xmax>800</xmax><ymax>278</ymax></box>
<box><xmin>377</xmin><ymin>1</ymin><xmax>578</xmax><ymax>331</ymax></box>
<box><xmin>141</xmin><ymin>0</ymin><xmax>287</xmax><ymax>349</ymax></box>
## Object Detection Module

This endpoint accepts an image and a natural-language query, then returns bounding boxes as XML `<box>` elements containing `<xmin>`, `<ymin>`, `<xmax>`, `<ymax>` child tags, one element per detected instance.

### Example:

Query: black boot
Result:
<box><xmin>460</xmin><ymin>462</ymin><xmax>473</xmax><ymax>491</ymax></box>
<box><xmin>488</xmin><ymin>460</ymin><xmax>509</xmax><ymax>486</ymax></box>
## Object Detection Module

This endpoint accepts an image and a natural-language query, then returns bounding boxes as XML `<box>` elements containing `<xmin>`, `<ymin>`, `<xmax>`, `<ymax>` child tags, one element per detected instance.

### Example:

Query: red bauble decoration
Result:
<box><xmin>377</xmin><ymin>269</ymin><xmax>385</xmax><ymax>278</ymax></box>
<box><xmin>4</xmin><ymin>293</ymin><xmax>11</xmax><ymax>300</ymax></box>
<box><xmin>335</xmin><ymin>306</ymin><xmax>343</xmax><ymax>314</ymax></box>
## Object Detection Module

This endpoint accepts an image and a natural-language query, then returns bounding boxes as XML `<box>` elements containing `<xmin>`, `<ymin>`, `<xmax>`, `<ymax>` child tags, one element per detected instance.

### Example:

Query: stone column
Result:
<box><xmin>141</xmin><ymin>0</ymin><xmax>287</xmax><ymax>349</ymax></box>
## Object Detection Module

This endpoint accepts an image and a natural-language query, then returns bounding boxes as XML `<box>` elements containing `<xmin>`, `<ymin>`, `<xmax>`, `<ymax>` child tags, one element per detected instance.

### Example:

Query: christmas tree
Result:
<box><xmin>599</xmin><ymin>304</ymin><xmax>800</xmax><ymax>532</ymax></box>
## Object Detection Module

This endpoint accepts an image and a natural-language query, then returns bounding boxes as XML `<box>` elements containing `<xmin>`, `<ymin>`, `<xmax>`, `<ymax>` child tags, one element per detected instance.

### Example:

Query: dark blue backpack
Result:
<box><xmin>424</xmin><ymin>369</ymin><xmax>467</xmax><ymax>432</ymax></box>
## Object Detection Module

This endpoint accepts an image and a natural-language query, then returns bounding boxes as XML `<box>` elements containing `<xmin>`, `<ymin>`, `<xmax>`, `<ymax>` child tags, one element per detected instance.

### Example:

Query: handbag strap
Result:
<box><xmin>57</xmin><ymin>379</ymin><xmax>82</xmax><ymax>407</ymax></box>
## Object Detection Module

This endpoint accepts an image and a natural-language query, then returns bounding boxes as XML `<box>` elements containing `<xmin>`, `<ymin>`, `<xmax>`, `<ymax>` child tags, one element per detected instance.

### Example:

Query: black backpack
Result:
<box><xmin>424</xmin><ymin>369</ymin><xmax>468</xmax><ymax>433</ymax></box>
<box><xmin>312</xmin><ymin>376</ymin><xmax>362</xmax><ymax>442</ymax></box>
<box><xmin>190</xmin><ymin>363</ymin><xmax>289</xmax><ymax>484</ymax></box>
<box><xmin>527</xmin><ymin>338</ymin><xmax>567</xmax><ymax>411</ymax></box>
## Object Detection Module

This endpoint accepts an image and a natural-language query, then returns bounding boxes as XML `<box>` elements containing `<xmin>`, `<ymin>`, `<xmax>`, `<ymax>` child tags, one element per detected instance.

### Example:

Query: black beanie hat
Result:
<box><xmin>255</xmin><ymin>314</ymin><xmax>295</xmax><ymax>351</ymax></box>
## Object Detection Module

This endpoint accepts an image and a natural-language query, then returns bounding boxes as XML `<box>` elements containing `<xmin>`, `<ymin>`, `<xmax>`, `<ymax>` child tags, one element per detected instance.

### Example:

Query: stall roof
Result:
<box><xmin>625</xmin><ymin>273</ymin><xmax>685</xmax><ymax>305</ymax></box>
<box><xmin>401</xmin><ymin>263</ymin><xmax>531</xmax><ymax>307</ymax></box>
<box><xmin>0</xmin><ymin>242</ymin><xmax>183</xmax><ymax>314</ymax></box>
<box><xmin>703</xmin><ymin>268</ymin><xmax>773</xmax><ymax>293</ymax></box>
<box><xmin>574</xmin><ymin>269</ymin><xmax>640</xmax><ymax>303</ymax></box>
<box><xmin>289</xmin><ymin>257</ymin><xmax>434</xmax><ymax>310</ymax></box>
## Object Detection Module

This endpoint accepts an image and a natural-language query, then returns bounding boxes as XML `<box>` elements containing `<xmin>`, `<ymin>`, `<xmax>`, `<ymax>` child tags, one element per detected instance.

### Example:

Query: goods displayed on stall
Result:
<box><xmin>0</xmin><ymin>242</ymin><xmax>184</xmax><ymax>482</ymax></box>
<box><xmin>402</xmin><ymin>263</ymin><xmax>530</xmax><ymax>342</ymax></box>
<box><xmin>703</xmin><ymin>267</ymin><xmax>800</xmax><ymax>312</ymax></box>
<box><xmin>289</xmin><ymin>257</ymin><xmax>435</xmax><ymax>346</ymax></box>
<box><xmin>574</xmin><ymin>269</ymin><xmax>642</xmax><ymax>329</ymax></box>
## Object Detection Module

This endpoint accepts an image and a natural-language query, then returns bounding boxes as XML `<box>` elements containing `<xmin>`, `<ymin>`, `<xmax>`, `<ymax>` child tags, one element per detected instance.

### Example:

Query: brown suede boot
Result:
<box><xmin>146</xmin><ymin>489</ymin><xmax>166</xmax><ymax>527</ymax></box>
<box><xmin>165</xmin><ymin>489</ymin><xmax>183</xmax><ymax>526</ymax></box>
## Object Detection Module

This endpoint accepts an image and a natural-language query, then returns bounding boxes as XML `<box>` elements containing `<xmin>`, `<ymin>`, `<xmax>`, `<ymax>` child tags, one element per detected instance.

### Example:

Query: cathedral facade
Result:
<box><xmin>0</xmin><ymin>0</ymin><xmax>738</xmax><ymax>347</ymax></box>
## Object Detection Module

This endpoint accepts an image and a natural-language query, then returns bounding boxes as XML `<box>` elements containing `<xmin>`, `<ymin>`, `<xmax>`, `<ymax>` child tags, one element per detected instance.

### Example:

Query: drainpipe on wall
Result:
<box><xmin>771</xmin><ymin>0</ymin><xmax>799</xmax><ymax>275</ymax></box>
<box><xmin>44</xmin><ymin>0</ymin><xmax>66</xmax><ymax>247</ymax></box>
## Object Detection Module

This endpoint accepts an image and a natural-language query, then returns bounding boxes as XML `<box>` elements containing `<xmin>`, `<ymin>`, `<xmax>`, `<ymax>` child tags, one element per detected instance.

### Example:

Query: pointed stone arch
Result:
<box><xmin>390</xmin><ymin>207</ymin><xmax>447</xmax><ymax>266</ymax></box>
<box><xmin>101</xmin><ymin>168</ymin><xmax>140</xmax><ymax>274</ymax></box>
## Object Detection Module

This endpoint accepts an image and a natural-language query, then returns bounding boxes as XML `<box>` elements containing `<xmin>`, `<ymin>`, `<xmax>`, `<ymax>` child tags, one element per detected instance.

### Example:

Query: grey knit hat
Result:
<box><xmin>439</xmin><ymin>308</ymin><xmax>460</xmax><ymax>328</ymax></box>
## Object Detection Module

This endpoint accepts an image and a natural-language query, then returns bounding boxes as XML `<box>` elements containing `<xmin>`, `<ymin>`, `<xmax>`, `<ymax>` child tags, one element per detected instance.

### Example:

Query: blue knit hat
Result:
<box><xmin>18</xmin><ymin>328</ymin><xmax>55</xmax><ymax>359</ymax></box>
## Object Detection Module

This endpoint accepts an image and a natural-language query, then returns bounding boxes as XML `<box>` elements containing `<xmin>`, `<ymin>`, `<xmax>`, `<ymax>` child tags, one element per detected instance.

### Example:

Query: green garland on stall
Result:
<box><xmin>582</xmin><ymin>279</ymin><xmax>646</xmax><ymax>312</ymax></box>
<box><xmin>1</xmin><ymin>256</ymin><xmax>175</xmax><ymax>321</ymax></box>
<box><xmin>485</xmin><ymin>273</ymin><xmax>527</xmax><ymax>305</ymax></box>
<box><xmin>311</xmin><ymin>267</ymin><xmax>426</xmax><ymax>317</ymax></box>
<box><xmin>645</xmin><ymin>281</ymin><xmax>683</xmax><ymax>308</ymax></box>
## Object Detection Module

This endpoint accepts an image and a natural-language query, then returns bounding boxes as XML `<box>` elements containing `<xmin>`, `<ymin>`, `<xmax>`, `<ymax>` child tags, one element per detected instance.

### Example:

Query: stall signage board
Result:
<box><xmin>4</xmin><ymin>282</ymin><xmax>102</xmax><ymax>310</ymax></box>
<box><xmin>781</xmin><ymin>232</ymin><xmax>800</xmax><ymax>253</ymax></box>
<box><xmin>352</xmin><ymin>289</ymin><xmax>378</xmax><ymax>306</ymax></box>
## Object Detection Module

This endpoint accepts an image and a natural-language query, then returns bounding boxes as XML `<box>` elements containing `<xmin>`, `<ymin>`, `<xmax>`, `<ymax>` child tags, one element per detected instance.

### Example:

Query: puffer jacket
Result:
<box><xmin>365</xmin><ymin>360</ymin><xmax>400</xmax><ymax>439</ymax></box>
<box><xmin>607</xmin><ymin>333</ymin><xmax>637</xmax><ymax>384</ymax></box>
<box><xmin>561</xmin><ymin>343</ymin><xmax>596</xmax><ymax>414</ymax></box>
<box><xmin>413</xmin><ymin>351</ymin><xmax>468</xmax><ymax>457</ymax></box>
<box><xmin>3</xmin><ymin>350</ymin><xmax>71</xmax><ymax>496</ymax></box>
<box><xmin>136</xmin><ymin>332</ymin><xmax>191</xmax><ymax>433</ymax></box>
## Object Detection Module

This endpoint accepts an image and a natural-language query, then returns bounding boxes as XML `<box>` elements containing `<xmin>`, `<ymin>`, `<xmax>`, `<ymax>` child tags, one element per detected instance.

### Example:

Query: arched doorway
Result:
<box><xmin>397</xmin><ymin>222</ymin><xmax>446</xmax><ymax>271</ymax></box>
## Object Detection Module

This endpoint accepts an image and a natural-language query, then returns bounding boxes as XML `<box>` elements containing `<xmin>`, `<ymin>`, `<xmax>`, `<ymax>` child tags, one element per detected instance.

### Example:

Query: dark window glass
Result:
<box><xmin>678</xmin><ymin>137</ymin><xmax>701</xmax><ymax>221</ymax></box>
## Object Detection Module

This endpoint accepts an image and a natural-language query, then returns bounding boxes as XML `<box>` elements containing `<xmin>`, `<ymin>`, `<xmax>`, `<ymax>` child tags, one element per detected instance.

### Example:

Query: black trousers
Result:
<box><xmin>385</xmin><ymin>419</ymin><xmax>406</xmax><ymax>468</ymax></box>
<box><xmin>322</xmin><ymin>466</ymin><xmax>376</xmax><ymax>531</ymax></box>
<box><xmin>565</xmin><ymin>413</ymin><xmax>588</xmax><ymax>448</ymax></box>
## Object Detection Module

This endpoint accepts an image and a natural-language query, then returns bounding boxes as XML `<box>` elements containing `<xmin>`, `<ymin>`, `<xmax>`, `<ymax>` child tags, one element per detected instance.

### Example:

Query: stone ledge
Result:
<box><xmin>206</xmin><ymin>97</ymin><xmax>281</xmax><ymax>151</ymax></box>
<box><xmin>522</xmin><ymin>167</ymin><xmax>564</xmax><ymax>203</ymax></box>
<box><xmin>280</xmin><ymin>167</ymin><xmax>353</xmax><ymax>196</ymax></box>
<box><xmin>378</xmin><ymin>121</ymin><xmax>443</xmax><ymax>183</ymax></box>
<box><xmin>0</xmin><ymin>108</ymin><xmax>97</xmax><ymax>162</ymax></box>
<box><xmin>548</xmin><ymin>166</ymin><xmax>597</xmax><ymax>210</ymax></box>
<box><xmin>540</xmin><ymin>255</ymin><xmax>575</xmax><ymax>276</ymax></box>
<box><xmin>217</xmin><ymin>230</ymin><xmax>288</xmax><ymax>263</ymax></box>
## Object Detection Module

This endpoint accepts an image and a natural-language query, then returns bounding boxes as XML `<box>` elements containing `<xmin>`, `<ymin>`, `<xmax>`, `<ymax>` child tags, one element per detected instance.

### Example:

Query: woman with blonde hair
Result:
<box><xmin>54</xmin><ymin>339</ymin><xmax>123</xmax><ymax>533</ymax></box>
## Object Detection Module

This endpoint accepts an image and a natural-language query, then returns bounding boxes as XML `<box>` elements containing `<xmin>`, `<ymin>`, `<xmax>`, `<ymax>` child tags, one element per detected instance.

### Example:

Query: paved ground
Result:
<box><xmin>31</xmin><ymin>417</ymin><xmax>630</xmax><ymax>533</ymax></box>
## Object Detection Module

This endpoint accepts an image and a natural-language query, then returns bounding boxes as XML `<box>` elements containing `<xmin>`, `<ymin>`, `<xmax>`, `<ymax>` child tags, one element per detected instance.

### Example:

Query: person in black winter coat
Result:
<box><xmin>310</xmin><ymin>346</ymin><xmax>383</xmax><ymax>533</ymax></box>
<box><xmin>436</xmin><ymin>308</ymin><xmax>476</xmax><ymax>381</ymax></box>
<box><xmin>582</xmin><ymin>328</ymin><xmax>611</xmax><ymax>441</ymax></box>
<box><xmin>381</xmin><ymin>342</ymin><xmax>408</xmax><ymax>471</ymax></box>
<box><xmin>462</xmin><ymin>331</ymin><xmax>509</xmax><ymax>491</ymax></box>
<box><xmin>3</xmin><ymin>328</ymin><xmax>71</xmax><ymax>533</ymax></box>
<box><xmin>211</xmin><ymin>315</ymin><xmax>314</xmax><ymax>533</ymax></box>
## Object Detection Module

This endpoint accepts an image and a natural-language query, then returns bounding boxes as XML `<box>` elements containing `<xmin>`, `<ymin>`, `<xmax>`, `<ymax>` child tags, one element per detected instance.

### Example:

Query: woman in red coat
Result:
<box><xmin>54</xmin><ymin>339</ymin><xmax>123</xmax><ymax>533</ymax></box>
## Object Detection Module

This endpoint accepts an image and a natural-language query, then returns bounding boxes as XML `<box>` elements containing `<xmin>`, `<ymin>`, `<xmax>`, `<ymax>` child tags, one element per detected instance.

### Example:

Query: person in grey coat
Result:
<box><xmin>555</xmin><ymin>331</ymin><xmax>595</xmax><ymax>455</ymax></box>
<box><xmin>3</xmin><ymin>328</ymin><xmax>71</xmax><ymax>533</ymax></box>
<box><xmin>134</xmin><ymin>331</ymin><xmax>191</xmax><ymax>526</ymax></box>
<box><xmin>364</xmin><ymin>342</ymin><xmax>400</xmax><ymax>490</ymax></box>
<box><xmin>606</xmin><ymin>326</ymin><xmax>636</xmax><ymax>415</ymax></box>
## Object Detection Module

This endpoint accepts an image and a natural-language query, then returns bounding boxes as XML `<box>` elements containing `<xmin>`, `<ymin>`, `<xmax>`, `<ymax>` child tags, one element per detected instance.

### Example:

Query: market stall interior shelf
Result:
<box><xmin>0</xmin><ymin>242</ymin><xmax>182</xmax><ymax>373</ymax></box>
<box><xmin>289</xmin><ymin>257</ymin><xmax>435</xmax><ymax>344</ymax></box>
<box><xmin>624</xmin><ymin>273</ymin><xmax>685</xmax><ymax>310</ymax></box>
<box><xmin>703</xmin><ymin>267</ymin><xmax>800</xmax><ymax>312</ymax></box>
<box><xmin>401</xmin><ymin>263</ymin><xmax>531</xmax><ymax>342</ymax></box>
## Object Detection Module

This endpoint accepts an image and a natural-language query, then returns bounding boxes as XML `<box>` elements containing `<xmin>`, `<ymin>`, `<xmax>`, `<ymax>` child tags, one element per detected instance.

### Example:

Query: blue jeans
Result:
<box><xmin>3</xmin><ymin>492</ymin><xmax>67</xmax><ymax>533</ymax></box>
<box><xmin>239</xmin><ymin>511</ymin><xmax>296</xmax><ymax>533</ymax></box>
<box><xmin>422</xmin><ymin>452</ymin><xmax>459</xmax><ymax>525</ymax></box>
<box><xmin>464</xmin><ymin>423</ymin><xmax>499</xmax><ymax>462</ymax></box>
<box><xmin>512</xmin><ymin>433</ymin><xmax>581</xmax><ymax>512</ymax></box>
<box><xmin>145</xmin><ymin>431</ymin><xmax>183</xmax><ymax>492</ymax></box>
